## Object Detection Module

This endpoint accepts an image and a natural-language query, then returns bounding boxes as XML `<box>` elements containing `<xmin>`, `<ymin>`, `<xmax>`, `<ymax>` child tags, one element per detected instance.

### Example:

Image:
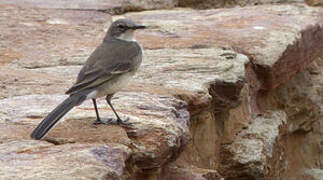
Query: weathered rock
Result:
<box><xmin>1</xmin><ymin>0</ymin><xmax>306</xmax><ymax>15</ymax></box>
<box><xmin>125</xmin><ymin>4</ymin><xmax>323</xmax><ymax>179</ymax></box>
<box><xmin>0</xmin><ymin>5</ymin><xmax>111</xmax><ymax>69</ymax></box>
<box><xmin>1</xmin><ymin>0</ymin><xmax>120</xmax><ymax>10</ymax></box>
<box><xmin>0</xmin><ymin>140</ymin><xmax>132</xmax><ymax>179</ymax></box>
<box><xmin>178</xmin><ymin>0</ymin><xmax>303</xmax><ymax>9</ymax></box>
<box><xmin>0</xmin><ymin>0</ymin><xmax>179</xmax><ymax>15</ymax></box>
<box><xmin>224</xmin><ymin>111</ymin><xmax>286</xmax><ymax>179</ymax></box>
<box><xmin>112</xmin><ymin>0</ymin><xmax>178</xmax><ymax>14</ymax></box>
<box><xmin>306</xmin><ymin>0</ymin><xmax>323</xmax><ymax>6</ymax></box>
<box><xmin>126</xmin><ymin>4</ymin><xmax>323</xmax><ymax>90</ymax></box>
<box><xmin>264</xmin><ymin>63</ymin><xmax>323</xmax><ymax>179</ymax></box>
<box><xmin>0</xmin><ymin>0</ymin><xmax>310</xmax><ymax>15</ymax></box>
<box><xmin>0</xmin><ymin>91</ymin><xmax>190</xmax><ymax>173</ymax></box>
<box><xmin>119</xmin><ymin>4</ymin><xmax>323</xmax><ymax>179</ymax></box>
<box><xmin>159</xmin><ymin>165</ymin><xmax>224</xmax><ymax>180</ymax></box>
<box><xmin>0</xmin><ymin>66</ymin><xmax>72</xmax><ymax>99</ymax></box>
<box><xmin>305</xmin><ymin>169</ymin><xmax>323</xmax><ymax>180</ymax></box>
<box><xmin>1</xmin><ymin>2</ymin><xmax>323</xmax><ymax>180</ymax></box>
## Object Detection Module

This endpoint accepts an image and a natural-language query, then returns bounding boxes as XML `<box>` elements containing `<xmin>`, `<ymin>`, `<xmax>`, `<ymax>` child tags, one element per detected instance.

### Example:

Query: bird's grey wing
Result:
<box><xmin>65</xmin><ymin>62</ymin><xmax>136</xmax><ymax>95</ymax></box>
<box><xmin>73</xmin><ymin>43</ymin><xmax>108</xmax><ymax>85</ymax></box>
<box><xmin>65</xmin><ymin>64</ymin><xmax>129</xmax><ymax>95</ymax></box>
<box><xmin>66</xmin><ymin>41</ymin><xmax>142</xmax><ymax>95</ymax></box>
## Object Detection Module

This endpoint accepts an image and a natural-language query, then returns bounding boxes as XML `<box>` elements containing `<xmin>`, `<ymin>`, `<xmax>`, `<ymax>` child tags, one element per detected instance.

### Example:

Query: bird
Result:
<box><xmin>30</xmin><ymin>19</ymin><xmax>146</xmax><ymax>140</ymax></box>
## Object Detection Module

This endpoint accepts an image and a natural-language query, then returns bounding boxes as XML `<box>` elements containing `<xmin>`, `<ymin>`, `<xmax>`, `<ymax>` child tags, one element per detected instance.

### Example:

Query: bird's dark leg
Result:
<box><xmin>106</xmin><ymin>94</ymin><xmax>130</xmax><ymax>125</ymax></box>
<box><xmin>92</xmin><ymin>99</ymin><xmax>110</xmax><ymax>125</ymax></box>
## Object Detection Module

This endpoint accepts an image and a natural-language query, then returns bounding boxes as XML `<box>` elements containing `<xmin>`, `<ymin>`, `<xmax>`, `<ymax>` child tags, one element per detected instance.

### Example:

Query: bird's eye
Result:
<box><xmin>117</xmin><ymin>24</ymin><xmax>126</xmax><ymax>29</ymax></box>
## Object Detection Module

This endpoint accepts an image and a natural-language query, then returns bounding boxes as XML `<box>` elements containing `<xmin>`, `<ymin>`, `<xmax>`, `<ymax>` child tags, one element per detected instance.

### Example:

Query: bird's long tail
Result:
<box><xmin>30</xmin><ymin>94</ymin><xmax>86</xmax><ymax>140</ymax></box>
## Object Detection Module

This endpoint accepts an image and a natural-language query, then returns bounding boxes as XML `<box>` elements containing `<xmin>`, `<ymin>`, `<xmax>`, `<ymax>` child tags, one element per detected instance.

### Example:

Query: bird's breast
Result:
<box><xmin>87</xmin><ymin>72</ymin><xmax>134</xmax><ymax>99</ymax></box>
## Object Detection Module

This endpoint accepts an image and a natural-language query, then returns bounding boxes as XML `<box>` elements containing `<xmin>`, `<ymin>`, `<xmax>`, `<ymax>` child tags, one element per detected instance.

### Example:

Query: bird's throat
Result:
<box><xmin>116</xmin><ymin>30</ymin><xmax>136</xmax><ymax>42</ymax></box>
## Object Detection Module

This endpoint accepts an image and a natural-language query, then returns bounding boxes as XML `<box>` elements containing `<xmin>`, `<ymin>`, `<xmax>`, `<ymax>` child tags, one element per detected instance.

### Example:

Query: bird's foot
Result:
<box><xmin>104</xmin><ymin>117</ymin><xmax>132</xmax><ymax>126</ymax></box>
<box><xmin>92</xmin><ymin>117</ymin><xmax>132</xmax><ymax>127</ymax></box>
<box><xmin>92</xmin><ymin>118</ymin><xmax>113</xmax><ymax>125</ymax></box>
<box><xmin>117</xmin><ymin>117</ymin><xmax>131</xmax><ymax>126</ymax></box>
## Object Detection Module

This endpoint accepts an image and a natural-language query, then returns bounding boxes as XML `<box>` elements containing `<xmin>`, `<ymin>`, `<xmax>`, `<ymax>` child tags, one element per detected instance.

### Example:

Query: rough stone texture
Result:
<box><xmin>0</xmin><ymin>92</ymin><xmax>190</xmax><ymax>176</ymax></box>
<box><xmin>159</xmin><ymin>165</ymin><xmax>224</xmax><ymax>180</ymax></box>
<box><xmin>305</xmin><ymin>169</ymin><xmax>323</xmax><ymax>180</ymax></box>
<box><xmin>178</xmin><ymin>0</ymin><xmax>303</xmax><ymax>9</ymax></box>
<box><xmin>0</xmin><ymin>140</ymin><xmax>132</xmax><ymax>179</ymax></box>
<box><xmin>120</xmin><ymin>4</ymin><xmax>323</xmax><ymax>179</ymax></box>
<box><xmin>2</xmin><ymin>0</ymin><xmax>119</xmax><ymax>10</ymax></box>
<box><xmin>0</xmin><ymin>0</ymin><xmax>306</xmax><ymax>15</ymax></box>
<box><xmin>0</xmin><ymin>5</ymin><xmax>112</xmax><ymax>69</ymax></box>
<box><xmin>306</xmin><ymin>0</ymin><xmax>323</xmax><ymax>6</ymax></box>
<box><xmin>257</xmin><ymin>66</ymin><xmax>323</xmax><ymax>179</ymax></box>
<box><xmin>127</xmin><ymin>5</ymin><xmax>323</xmax><ymax>91</ymax></box>
<box><xmin>226</xmin><ymin>111</ymin><xmax>287</xmax><ymax>179</ymax></box>
<box><xmin>0</xmin><ymin>0</ymin><xmax>179</xmax><ymax>15</ymax></box>
<box><xmin>1</xmin><ymin>2</ymin><xmax>323</xmax><ymax>180</ymax></box>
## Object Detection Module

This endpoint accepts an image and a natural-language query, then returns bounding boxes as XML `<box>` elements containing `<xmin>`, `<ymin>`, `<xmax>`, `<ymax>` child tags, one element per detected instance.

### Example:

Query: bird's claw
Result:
<box><xmin>117</xmin><ymin>117</ymin><xmax>131</xmax><ymax>125</ymax></box>
<box><xmin>92</xmin><ymin>117</ymin><xmax>132</xmax><ymax>127</ymax></box>
<box><xmin>92</xmin><ymin>118</ymin><xmax>113</xmax><ymax>125</ymax></box>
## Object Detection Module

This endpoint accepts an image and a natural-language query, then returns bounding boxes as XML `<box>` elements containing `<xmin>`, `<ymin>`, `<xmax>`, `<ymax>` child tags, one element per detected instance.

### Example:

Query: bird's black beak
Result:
<box><xmin>132</xmin><ymin>24</ymin><xmax>146</xmax><ymax>30</ymax></box>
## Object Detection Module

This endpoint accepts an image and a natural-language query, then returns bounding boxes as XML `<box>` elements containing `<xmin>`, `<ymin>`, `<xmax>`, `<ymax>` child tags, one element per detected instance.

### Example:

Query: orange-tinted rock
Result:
<box><xmin>124</xmin><ymin>4</ymin><xmax>323</xmax><ymax>90</ymax></box>
<box><xmin>178</xmin><ymin>0</ymin><xmax>303</xmax><ymax>9</ymax></box>
<box><xmin>0</xmin><ymin>140</ymin><xmax>132</xmax><ymax>179</ymax></box>
<box><xmin>159</xmin><ymin>165</ymin><xmax>224</xmax><ymax>180</ymax></box>
<box><xmin>0</xmin><ymin>92</ymin><xmax>190</xmax><ymax>178</ymax></box>
<box><xmin>0</xmin><ymin>0</ymin><xmax>178</xmax><ymax>14</ymax></box>
<box><xmin>1</xmin><ymin>2</ymin><xmax>323</xmax><ymax>180</ymax></box>
<box><xmin>306</xmin><ymin>0</ymin><xmax>323</xmax><ymax>6</ymax></box>
<box><xmin>0</xmin><ymin>5</ymin><xmax>111</xmax><ymax>69</ymax></box>
<box><xmin>119</xmin><ymin>4</ymin><xmax>323</xmax><ymax>179</ymax></box>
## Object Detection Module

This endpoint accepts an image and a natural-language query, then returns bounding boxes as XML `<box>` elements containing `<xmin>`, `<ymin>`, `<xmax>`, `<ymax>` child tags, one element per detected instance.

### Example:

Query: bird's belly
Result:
<box><xmin>86</xmin><ymin>72</ymin><xmax>134</xmax><ymax>99</ymax></box>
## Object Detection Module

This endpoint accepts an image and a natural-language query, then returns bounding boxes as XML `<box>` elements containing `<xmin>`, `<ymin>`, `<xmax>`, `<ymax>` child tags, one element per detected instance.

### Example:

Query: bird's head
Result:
<box><xmin>106</xmin><ymin>19</ymin><xmax>146</xmax><ymax>42</ymax></box>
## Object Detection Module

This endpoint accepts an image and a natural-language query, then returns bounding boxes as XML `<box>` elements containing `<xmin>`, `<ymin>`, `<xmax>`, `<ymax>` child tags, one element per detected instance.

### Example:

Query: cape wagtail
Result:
<box><xmin>31</xmin><ymin>19</ymin><xmax>145</xmax><ymax>140</ymax></box>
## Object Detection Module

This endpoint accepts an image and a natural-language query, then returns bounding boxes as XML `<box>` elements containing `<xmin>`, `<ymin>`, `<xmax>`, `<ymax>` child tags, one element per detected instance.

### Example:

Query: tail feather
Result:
<box><xmin>31</xmin><ymin>95</ymin><xmax>86</xmax><ymax>140</ymax></box>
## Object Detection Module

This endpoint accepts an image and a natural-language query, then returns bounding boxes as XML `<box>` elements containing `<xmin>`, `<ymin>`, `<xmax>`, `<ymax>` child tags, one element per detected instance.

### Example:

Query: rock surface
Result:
<box><xmin>1</xmin><ymin>0</ymin><xmax>179</xmax><ymax>14</ymax></box>
<box><xmin>0</xmin><ymin>140</ymin><xmax>132</xmax><ymax>179</ymax></box>
<box><xmin>159</xmin><ymin>165</ymin><xmax>224</xmax><ymax>180</ymax></box>
<box><xmin>0</xmin><ymin>92</ymin><xmax>190</xmax><ymax>177</ymax></box>
<box><xmin>226</xmin><ymin>111</ymin><xmax>286</xmax><ymax>179</ymax></box>
<box><xmin>0</xmin><ymin>0</ymin><xmax>307</xmax><ymax>15</ymax></box>
<box><xmin>127</xmin><ymin>4</ymin><xmax>323</xmax><ymax>91</ymax></box>
<box><xmin>305</xmin><ymin>169</ymin><xmax>323</xmax><ymax>180</ymax></box>
<box><xmin>306</xmin><ymin>0</ymin><xmax>323</xmax><ymax>6</ymax></box>
<box><xmin>0</xmin><ymin>1</ymin><xmax>323</xmax><ymax>180</ymax></box>
<box><xmin>178</xmin><ymin>0</ymin><xmax>303</xmax><ymax>9</ymax></box>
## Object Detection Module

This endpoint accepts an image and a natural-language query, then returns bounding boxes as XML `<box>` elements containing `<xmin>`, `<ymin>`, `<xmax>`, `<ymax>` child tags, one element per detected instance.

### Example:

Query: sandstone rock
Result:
<box><xmin>305</xmin><ymin>169</ymin><xmax>323</xmax><ymax>180</ymax></box>
<box><xmin>0</xmin><ymin>140</ymin><xmax>132</xmax><ymax>180</ymax></box>
<box><xmin>112</xmin><ymin>0</ymin><xmax>178</xmax><ymax>14</ymax></box>
<box><xmin>306</xmin><ymin>0</ymin><xmax>323</xmax><ymax>6</ymax></box>
<box><xmin>1</xmin><ymin>0</ymin><xmax>119</xmax><ymax>10</ymax></box>
<box><xmin>137</xmin><ymin>47</ymin><xmax>248</xmax><ymax>110</ymax></box>
<box><xmin>0</xmin><ymin>92</ymin><xmax>190</xmax><ymax>178</ymax></box>
<box><xmin>0</xmin><ymin>5</ymin><xmax>111</xmax><ymax>69</ymax></box>
<box><xmin>226</xmin><ymin>111</ymin><xmax>286</xmax><ymax>179</ymax></box>
<box><xmin>0</xmin><ymin>0</ymin><xmax>179</xmax><ymax>14</ymax></box>
<box><xmin>125</xmin><ymin>4</ymin><xmax>323</xmax><ymax>90</ymax></box>
<box><xmin>0</xmin><ymin>0</ymin><xmax>307</xmax><ymax>15</ymax></box>
<box><xmin>159</xmin><ymin>165</ymin><xmax>224</xmax><ymax>180</ymax></box>
<box><xmin>0</xmin><ymin>66</ymin><xmax>72</xmax><ymax>99</ymax></box>
<box><xmin>1</xmin><ymin>2</ymin><xmax>323</xmax><ymax>180</ymax></box>
<box><xmin>178</xmin><ymin>0</ymin><xmax>303</xmax><ymax>9</ymax></box>
<box><xmin>266</xmin><ymin>64</ymin><xmax>323</xmax><ymax>179</ymax></box>
<box><xmin>120</xmin><ymin>4</ymin><xmax>323</xmax><ymax>179</ymax></box>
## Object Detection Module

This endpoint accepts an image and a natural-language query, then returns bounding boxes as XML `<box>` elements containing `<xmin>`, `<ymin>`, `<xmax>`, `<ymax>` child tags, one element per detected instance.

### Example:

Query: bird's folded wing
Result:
<box><xmin>65</xmin><ymin>63</ymin><xmax>132</xmax><ymax>95</ymax></box>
